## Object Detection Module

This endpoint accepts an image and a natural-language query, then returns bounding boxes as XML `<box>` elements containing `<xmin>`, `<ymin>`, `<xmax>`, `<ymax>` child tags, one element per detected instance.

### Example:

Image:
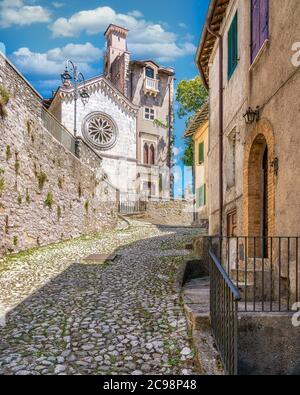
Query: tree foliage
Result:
<box><xmin>176</xmin><ymin>76</ymin><xmax>208</xmax><ymax>166</ymax></box>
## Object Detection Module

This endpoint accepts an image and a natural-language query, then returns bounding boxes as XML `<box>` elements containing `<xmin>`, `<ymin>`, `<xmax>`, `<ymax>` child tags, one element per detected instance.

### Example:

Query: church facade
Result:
<box><xmin>47</xmin><ymin>24</ymin><xmax>175</xmax><ymax>199</ymax></box>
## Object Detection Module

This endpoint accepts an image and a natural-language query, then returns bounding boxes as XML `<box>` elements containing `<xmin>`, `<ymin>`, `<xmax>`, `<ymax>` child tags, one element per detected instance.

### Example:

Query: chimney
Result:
<box><xmin>104</xmin><ymin>24</ymin><xmax>131</xmax><ymax>98</ymax></box>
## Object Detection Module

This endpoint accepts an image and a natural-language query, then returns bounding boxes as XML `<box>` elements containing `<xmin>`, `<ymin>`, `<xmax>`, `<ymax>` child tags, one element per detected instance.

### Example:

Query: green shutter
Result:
<box><xmin>228</xmin><ymin>12</ymin><xmax>238</xmax><ymax>80</ymax></box>
<box><xmin>197</xmin><ymin>184</ymin><xmax>206</xmax><ymax>208</ymax></box>
<box><xmin>198</xmin><ymin>142</ymin><xmax>204</xmax><ymax>164</ymax></box>
<box><xmin>196</xmin><ymin>188</ymin><xmax>200</xmax><ymax>208</ymax></box>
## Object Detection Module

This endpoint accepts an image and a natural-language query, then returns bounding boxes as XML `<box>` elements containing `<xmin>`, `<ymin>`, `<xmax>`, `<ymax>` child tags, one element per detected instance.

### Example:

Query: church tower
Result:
<box><xmin>104</xmin><ymin>24</ymin><xmax>131</xmax><ymax>98</ymax></box>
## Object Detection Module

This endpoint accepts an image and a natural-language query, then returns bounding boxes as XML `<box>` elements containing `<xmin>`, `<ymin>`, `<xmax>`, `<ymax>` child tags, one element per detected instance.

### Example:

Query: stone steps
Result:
<box><xmin>234</xmin><ymin>258</ymin><xmax>271</xmax><ymax>271</ymax></box>
<box><xmin>231</xmin><ymin>268</ymin><xmax>272</xmax><ymax>284</ymax></box>
<box><xmin>235</xmin><ymin>281</ymin><xmax>273</xmax><ymax>302</ymax></box>
<box><xmin>182</xmin><ymin>275</ymin><xmax>224</xmax><ymax>375</ymax></box>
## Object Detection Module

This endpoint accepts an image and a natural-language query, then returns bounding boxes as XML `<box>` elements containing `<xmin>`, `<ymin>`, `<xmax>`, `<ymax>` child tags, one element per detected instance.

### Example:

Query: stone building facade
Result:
<box><xmin>48</xmin><ymin>24</ymin><xmax>175</xmax><ymax>200</ymax></box>
<box><xmin>196</xmin><ymin>0</ymin><xmax>300</xmax><ymax>238</ymax></box>
<box><xmin>0</xmin><ymin>53</ymin><xmax>118</xmax><ymax>257</ymax></box>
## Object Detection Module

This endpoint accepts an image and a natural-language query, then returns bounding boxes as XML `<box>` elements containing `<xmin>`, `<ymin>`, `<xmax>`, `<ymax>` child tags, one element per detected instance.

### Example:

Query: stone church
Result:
<box><xmin>47</xmin><ymin>24</ymin><xmax>174</xmax><ymax>199</ymax></box>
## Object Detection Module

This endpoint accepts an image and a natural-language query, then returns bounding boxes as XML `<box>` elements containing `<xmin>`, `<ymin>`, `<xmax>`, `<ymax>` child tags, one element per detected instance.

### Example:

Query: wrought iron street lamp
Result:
<box><xmin>243</xmin><ymin>106</ymin><xmax>260</xmax><ymax>124</ymax></box>
<box><xmin>60</xmin><ymin>60</ymin><xmax>90</xmax><ymax>138</ymax></box>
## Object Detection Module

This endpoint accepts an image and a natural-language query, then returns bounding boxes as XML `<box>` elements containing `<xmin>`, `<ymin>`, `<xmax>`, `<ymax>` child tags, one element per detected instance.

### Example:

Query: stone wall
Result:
<box><xmin>0</xmin><ymin>54</ymin><xmax>118</xmax><ymax>257</ymax></box>
<box><xmin>238</xmin><ymin>313</ymin><xmax>300</xmax><ymax>375</ymax></box>
<box><xmin>142</xmin><ymin>199</ymin><xmax>194</xmax><ymax>226</ymax></box>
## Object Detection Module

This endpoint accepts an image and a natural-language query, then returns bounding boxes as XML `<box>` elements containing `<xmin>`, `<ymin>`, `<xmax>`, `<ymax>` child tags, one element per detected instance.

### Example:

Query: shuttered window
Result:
<box><xmin>197</xmin><ymin>185</ymin><xmax>206</xmax><ymax>208</ymax></box>
<box><xmin>228</xmin><ymin>12</ymin><xmax>238</xmax><ymax>80</ymax></box>
<box><xmin>198</xmin><ymin>142</ymin><xmax>204</xmax><ymax>164</ymax></box>
<box><xmin>227</xmin><ymin>209</ymin><xmax>237</xmax><ymax>237</ymax></box>
<box><xmin>251</xmin><ymin>0</ymin><xmax>269</xmax><ymax>64</ymax></box>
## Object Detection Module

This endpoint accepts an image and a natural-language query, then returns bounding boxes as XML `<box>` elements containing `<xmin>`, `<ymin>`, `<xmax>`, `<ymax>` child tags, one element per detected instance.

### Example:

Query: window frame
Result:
<box><xmin>149</xmin><ymin>144</ymin><xmax>156</xmax><ymax>165</ymax></box>
<box><xmin>227</xmin><ymin>11</ymin><xmax>238</xmax><ymax>80</ymax></box>
<box><xmin>143</xmin><ymin>143</ymin><xmax>149</xmax><ymax>165</ymax></box>
<box><xmin>227</xmin><ymin>209</ymin><xmax>238</xmax><ymax>237</ymax></box>
<box><xmin>196</xmin><ymin>184</ymin><xmax>206</xmax><ymax>209</ymax></box>
<box><xmin>250</xmin><ymin>0</ymin><xmax>269</xmax><ymax>65</ymax></box>
<box><xmin>144</xmin><ymin>107</ymin><xmax>156</xmax><ymax>121</ymax></box>
<box><xmin>145</xmin><ymin>66</ymin><xmax>155</xmax><ymax>79</ymax></box>
<box><xmin>198</xmin><ymin>141</ymin><xmax>205</xmax><ymax>165</ymax></box>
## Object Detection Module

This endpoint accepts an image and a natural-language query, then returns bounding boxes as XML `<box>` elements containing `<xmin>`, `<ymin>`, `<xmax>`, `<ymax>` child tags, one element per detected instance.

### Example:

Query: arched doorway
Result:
<box><xmin>262</xmin><ymin>146</ymin><xmax>269</xmax><ymax>257</ymax></box>
<box><xmin>245</xmin><ymin>132</ymin><xmax>274</xmax><ymax>258</ymax></box>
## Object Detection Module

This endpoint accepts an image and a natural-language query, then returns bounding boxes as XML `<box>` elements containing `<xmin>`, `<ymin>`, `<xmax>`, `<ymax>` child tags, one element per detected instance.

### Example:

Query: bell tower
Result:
<box><xmin>104</xmin><ymin>24</ymin><xmax>130</xmax><ymax>97</ymax></box>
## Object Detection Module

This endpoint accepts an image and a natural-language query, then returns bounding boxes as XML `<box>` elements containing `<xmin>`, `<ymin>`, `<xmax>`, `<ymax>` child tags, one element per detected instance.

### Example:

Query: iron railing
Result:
<box><xmin>208</xmin><ymin>240</ymin><xmax>241</xmax><ymax>376</ymax></box>
<box><xmin>41</xmin><ymin>107</ymin><xmax>76</xmax><ymax>155</ymax></box>
<box><xmin>209</xmin><ymin>236</ymin><xmax>300</xmax><ymax>313</ymax></box>
<box><xmin>118</xmin><ymin>197</ymin><xmax>147</xmax><ymax>215</ymax></box>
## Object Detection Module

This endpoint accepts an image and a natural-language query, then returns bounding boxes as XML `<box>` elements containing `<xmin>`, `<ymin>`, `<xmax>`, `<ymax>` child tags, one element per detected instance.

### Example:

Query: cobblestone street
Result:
<box><xmin>0</xmin><ymin>220</ymin><xmax>201</xmax><ymax>375</ymax></box>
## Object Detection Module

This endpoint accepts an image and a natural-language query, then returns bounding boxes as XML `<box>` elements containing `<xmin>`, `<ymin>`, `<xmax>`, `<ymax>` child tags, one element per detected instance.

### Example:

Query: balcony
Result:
<box><xmin>143</xmin><ymin>77</ymin><xmax>159</xmax><ymax>96</ymax></box>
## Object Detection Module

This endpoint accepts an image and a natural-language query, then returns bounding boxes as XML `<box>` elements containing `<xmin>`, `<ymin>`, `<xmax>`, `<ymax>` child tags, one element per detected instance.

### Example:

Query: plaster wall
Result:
<box><xmin>207</xmin><ymin>0</ymin><xmax>300</xmax><ymax>236</ymax></box>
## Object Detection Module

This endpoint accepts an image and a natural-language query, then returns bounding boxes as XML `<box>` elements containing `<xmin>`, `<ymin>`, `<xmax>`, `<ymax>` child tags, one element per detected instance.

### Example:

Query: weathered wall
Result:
<box><xmin>0</xmin><ymin>54</ymin><xmax>118</xmax><ymax>257</ymax></box>
<box><xmin>238</xmin><ymin>313</ymin><xmax>300</xmax><ymax>375</ymax></box>
<box><xmin>141</xmin><ymin>199</ymin><xmax>194</xmax><ymax>226</ymax></box>
<box><xmin>207</xmin><ymin>0</ymin><xmax>300</xmax><ymax>236</ymax></box>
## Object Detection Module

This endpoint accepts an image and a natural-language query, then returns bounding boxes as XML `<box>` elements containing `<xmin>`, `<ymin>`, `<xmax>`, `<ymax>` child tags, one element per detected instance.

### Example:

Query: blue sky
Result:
<box><xmin>0</xmin><ymin>0</ymin><xmax>210</xmax><ymax>196</ymax></box>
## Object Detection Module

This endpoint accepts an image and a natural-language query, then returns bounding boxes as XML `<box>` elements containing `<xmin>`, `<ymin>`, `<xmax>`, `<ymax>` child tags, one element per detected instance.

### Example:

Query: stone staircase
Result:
<box><xmin>230</xmin><ymin>258</ymin><xmax>274</xmax><ymax>302</ymax></box>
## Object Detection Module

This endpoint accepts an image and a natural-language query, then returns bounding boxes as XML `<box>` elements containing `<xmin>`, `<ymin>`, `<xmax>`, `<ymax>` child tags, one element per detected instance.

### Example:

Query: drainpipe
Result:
<box><xmin>206</xmin><ymin>21</ymin><xmax>224</xmax><ymax>238</ymax></box>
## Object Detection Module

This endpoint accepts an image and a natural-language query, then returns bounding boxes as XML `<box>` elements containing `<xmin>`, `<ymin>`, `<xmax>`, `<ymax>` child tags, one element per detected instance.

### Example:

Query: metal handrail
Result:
<box><xmin>41</xmin><ymin>106</ymin><xmax>74</xmax><ymax>138</ymax></box>
<box><xmin>209</xmin><ymin>241</ymin><xmax>240</xmax><ymax>375</ymax></box>
<box><xmin>40</xmin><ymin>107</ymin><xmax>76</xmax><ymax>155</ymax></box>
<box><xmin>209</xmin><ymin>250</ymin><xmax>241</xmax><ymax>301</ymax></box>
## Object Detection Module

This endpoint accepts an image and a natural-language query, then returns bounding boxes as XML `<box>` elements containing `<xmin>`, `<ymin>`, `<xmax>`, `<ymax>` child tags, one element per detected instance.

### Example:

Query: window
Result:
<box><xmin>143</xmin><ymin>143</ymin><xmax>149</xmax><ymax>164</ymax></box>
<box><xmin>196</xmin><ymin>184</ymin><xmax>206</xmax><ymax>208</ymax></box>
<box><xmin>144</xmin><ymin>107</ymin><xmax>155</xmax><ymax>121</ymax></box>
<box><xmin>227</xmin><ymin>209</ymin><xmax>237</xmax><ymax>237</ymax></box>
<box><xmin>83</xmin><ymin>112</ymin><xmax>118</xmax><ymax>150</ymax></box>
<box><xmin>198</xmin><ymin>142</ymin><xmax>205</xmax><ymax>165</ymax></box>
<box><xmin>226</xmin><ymin>130</ymin><xmax>237</xmax><ymax>189</ymax></box>
<box><xmin>228</xmin><ymin>12</ymin><xmax>238</xmax><ymax>80</ymax></box>
<box><xmin>150</xmin><ymin>144</ymin><xmax>155</xmax><ymax>165</ymax></box>
<box><xmin>145</xmin><ymin>67</ymin><xmax>154</xmax><ymax>79</ymax></box>
<box><xmin>159</xmin><ymin>174</ymin><xmax>163</xmax><ymax>192</ymax></box>
<box><xmin>251</xmin><ymin>0</ymin><xmax>269</xmax><ymax>63</ymax></box>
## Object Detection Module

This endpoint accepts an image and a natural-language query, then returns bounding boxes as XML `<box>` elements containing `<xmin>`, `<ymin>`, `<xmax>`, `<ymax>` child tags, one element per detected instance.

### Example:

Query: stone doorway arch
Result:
<box><xmin>243</xmin><ymin>119</ymin><xmax>276</xmax><ymax>257</ymax></box>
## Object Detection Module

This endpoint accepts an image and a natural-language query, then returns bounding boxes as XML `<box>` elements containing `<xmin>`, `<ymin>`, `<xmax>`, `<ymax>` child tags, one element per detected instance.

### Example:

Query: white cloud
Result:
<box><xmin>130</xmin><ymin>42</ymin><xmax>196</xmax><ymax>63</ymax></box>
<box><xmin>12</xmin><ymin>43</ymin><xmax>102</xmax><ymax>77</ymax></box>
<box><xmin>0</xmin><ymin>0</ymin><xmax>51</xmax><ymax>28</ymax></box>
<box><xmin>49</xmin><ymin>6</ymin><xmax>195</xmax><ymax>62</ymax></box>
<box><xmin>47</xmin><ymin>42</ymin><xmax>102</xmax><ymax>63</ymax></box>
<box><xmin>127</xmin><ymin>10</ymin><xmax>143</xmax><ymax>18</ymax></box>
<box><xmin>173</xmin><ymin>146</ymin><xmax>183</xmax><ymax>157</ymax></box>
<box><xmin>52</xmin><ymin>2</ymin><xmax>65</xmax><ymax>8</ymax></box>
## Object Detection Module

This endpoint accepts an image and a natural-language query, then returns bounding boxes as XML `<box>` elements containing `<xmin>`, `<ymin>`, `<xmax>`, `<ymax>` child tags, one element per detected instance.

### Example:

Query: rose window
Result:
<box><xmin>83</xmin><ymin>112</ymin><xmax>118</xmax><ymax>150</ymax></box>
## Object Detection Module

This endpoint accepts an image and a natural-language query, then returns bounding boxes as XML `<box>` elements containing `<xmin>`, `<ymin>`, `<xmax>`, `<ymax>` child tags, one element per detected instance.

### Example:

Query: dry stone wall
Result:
<box><xmin>142</xmin><ymin>199</ymin><xmax>194</xmax><ymax>226</ymax></box>
<box><xmin>0</xmin><ymin>54</ymin><xmax>118</xmax><ymax>257</ymax></box>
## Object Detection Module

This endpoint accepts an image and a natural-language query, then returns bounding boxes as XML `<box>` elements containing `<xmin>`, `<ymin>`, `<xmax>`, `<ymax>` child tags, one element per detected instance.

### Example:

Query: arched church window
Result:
<box><xmin>82</xmin><ymin>112</ymin><xmax>118</xmax><ymax>150</ymax></box>
<box><xmin>143</xmin><ymin>143</ymin><xmax>149</xmax><ymax>164</ymax></box>
<box><xmin>150</xmin><ymin>144</ymin><xmax>155</xmax><ymax>165</ymax></box>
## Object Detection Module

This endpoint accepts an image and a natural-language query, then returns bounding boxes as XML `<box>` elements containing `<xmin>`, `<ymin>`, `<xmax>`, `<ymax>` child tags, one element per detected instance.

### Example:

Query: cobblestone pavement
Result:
<box><xmin>0</xmin><ymin>220</ymin><xmax>202</xmax><ymax>375</ymax></box>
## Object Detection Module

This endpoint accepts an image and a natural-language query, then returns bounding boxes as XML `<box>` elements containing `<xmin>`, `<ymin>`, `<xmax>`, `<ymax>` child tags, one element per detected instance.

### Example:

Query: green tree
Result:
<box><xmin>176</xmin><ymin>76</ymin><xmax>208</xmax><ymax>166</ymax></box>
